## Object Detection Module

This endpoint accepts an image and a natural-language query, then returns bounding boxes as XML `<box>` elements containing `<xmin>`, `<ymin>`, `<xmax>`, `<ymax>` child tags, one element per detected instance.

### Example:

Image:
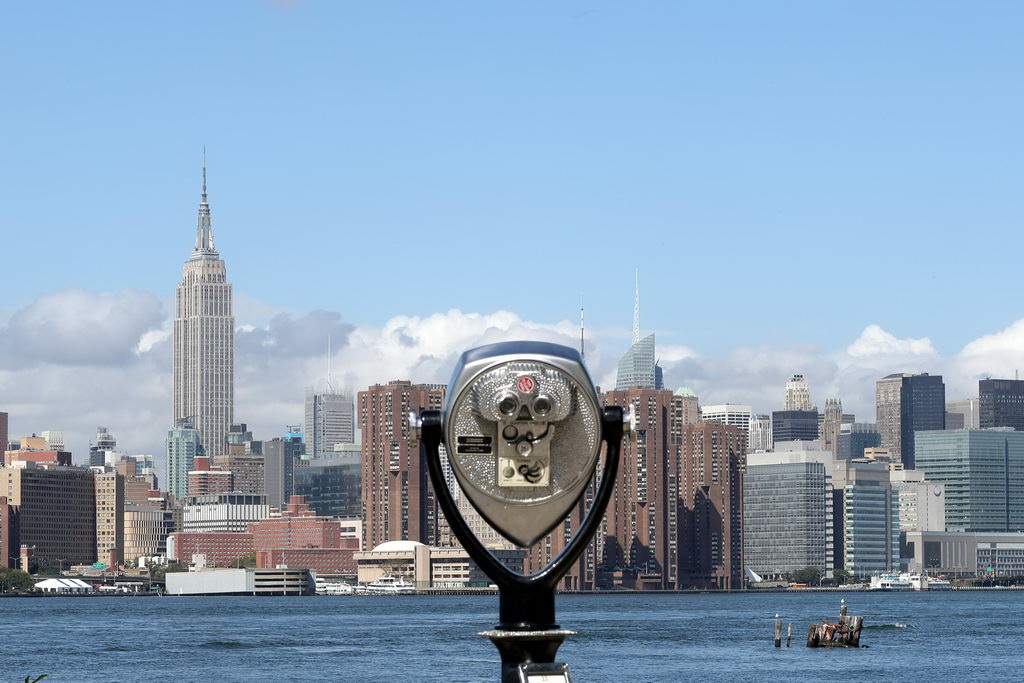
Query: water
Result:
<box><xmin>1</xmin><ymin>591</ymin><xmax>1018</xmax><ymax>681</ymax></box>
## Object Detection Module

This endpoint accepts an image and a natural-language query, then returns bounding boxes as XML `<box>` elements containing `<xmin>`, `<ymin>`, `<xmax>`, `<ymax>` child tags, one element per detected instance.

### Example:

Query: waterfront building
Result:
<box><xmin>832</xmin><ymin>460</ymin><xmax>899</xmax><ymax>577</ymax></box>
<box><xmin>186</xmin><ymin>456</ymin><xmax>233</xmax><ymax>497</ymax></box>
<box><xmin>744</xmin><ymin>449</ymin><xmax>834</xmax><ymax>578</ymax></box>
<box><xmin>183</xmin><ymin>493</ymin><xmax>269</xmax><ymax>533</ymax></box>
<box><xmin>601</xmin><ymin>388</ymin><xmax>693</xmax><ymax>589</ymax></box>
<box><xmin>165</xmin><ymin>567</ymin><xmax>313</xmax><ymax>596</ymax></box>
<box><xmin>304</xmin><ymin>388</ymin><xmax>355</xmax><ymax>458</ymax></box>
<box><xmin>980</xmin><ymin>379</ymin><xmax>1024</xmax><ymax>431</ymax></box>
<box><xmin>784</xmin><ymin>374</ymin><xmax>813</xmax><ymax>411</ymax></box>
<box><xmin>771</xmin><ymin>409</ymin><xmax>819</xmax><ymax>444</ymax></box>
<box><xmin>292</xmin><ymin>450</ymin><xmax>360</xmax><ymax>518</ymax></box>
<box><xmin>358</xmin><ymin>381</ymin><xmax>445</xmax><ymax>550</ymax></box>
<box><xmin>173</xmin><ymin>164</ymin><xmax>234</xmax><ymax>459</ymax></box>
<box><xmin>94</xmin><ymin>471</ymin><xmax>125</xmax><ymax>566</ymax></box>
<box><xmin>836</xmin><ymin>423</ymin><xmax>881</xmax><ymax>460</ymax></box>
<box><xmin>256</xmin><ymin>546</ymin><xmax>358</xmax><ymax>575</ymax></box>
<box><xmin>875</xmin><ymin>373</ymin><xmax>945</xmax><ymax>469</ymax></box>
<box><xmin>915</xmin><ymin>428</ymin><xmax>1024</xmax><ymax>532</ymax></box>
<box><xmin>748</xmin><ymin>414</ymin><xmax>772</xmax><ymax>452</ymax></box>
<box><xmin>946</xmin><ymin>398</ymin><xmax>980</xmax><ymax>430</ymax></box>
<box><xmin>166</xmin><ymin>418</ymin><xmax>202</xmax><ymax>501</ymax></box>
<box><xmin>700</xmin><ymin>404</ymin><xmax>752</xmax><ymax>433</ymax></box>
<box><xmin>680</xmin><ymin>423</ymin><xmax>744</xmax><ymax>589</ymax></box>
<box><xmin>890</xmin><ymin>469</ymin><xmax>945</xmax><ymax>533</ymax></box>
<box><xmin>354</xmin><ymin>540</ymin><xmax>525</xmax><ymax>589</ymax></box>
<box><xmin>262</xmin><ymin>431</ymin><xmax>305</xmax><ymax>510</ymax></box>
<box><xmin>902</xmin><ymin>530</ymin><xmax>1024</xmax><ymax>577</ymax></box>
<box><xmin>0</xmin><ymin>464</ymin><xmax>97</xmax><ymax>567</ymax></box>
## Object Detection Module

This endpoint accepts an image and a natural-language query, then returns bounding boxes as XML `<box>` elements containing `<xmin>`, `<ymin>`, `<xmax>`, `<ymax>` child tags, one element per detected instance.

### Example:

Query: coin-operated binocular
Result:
<box><xmin>412</xmin><ymin>341</ymin><xmax>628</xmax><ymax>682</ymax></box>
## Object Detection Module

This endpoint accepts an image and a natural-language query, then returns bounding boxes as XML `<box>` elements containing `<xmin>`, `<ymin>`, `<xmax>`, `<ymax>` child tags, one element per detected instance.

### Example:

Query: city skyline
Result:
<box><xmin>3</xmin><ymin>2</ymin><xmax>1024</xmax><ymax>461</ymax></box>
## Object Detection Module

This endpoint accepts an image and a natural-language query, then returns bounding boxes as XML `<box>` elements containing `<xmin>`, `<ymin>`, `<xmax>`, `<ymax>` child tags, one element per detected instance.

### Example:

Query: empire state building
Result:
<box><xmin>173</xmin><ymin>164</ymin><xmax>234</xmax><ymax>458</ymax></box>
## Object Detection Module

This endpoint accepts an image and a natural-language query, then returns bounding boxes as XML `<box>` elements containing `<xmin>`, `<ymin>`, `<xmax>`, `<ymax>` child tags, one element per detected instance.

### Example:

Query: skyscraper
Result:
<box><xmin>819</xmin><ymin>398</ymin><xmax>844</xmax><ymax>456</ymax></box>
<box><xmin>89</xmin><ymin>427</ymin><xmax>117</xmax><ymax>468</ymax></box>
<box><xmin>358</xmin><ymin>381</ymin><xmax>445</xmax><ymax>550</ymax></box>
<box><xmin>166</xmin><ymin>418</ymin><xmax>203</xmax><ymax>501</ymax></box>
<box><xmin>916</xmin><ymin>429</ymin><xmax>1024</xmax><ymax>532</ymax></box>
<box><xmin>771</xmin><ymin>409</ymin><xmax>819</xmax><ymax>443</ymax></box>
<box><xmin>744</xmin><ymin>451</ymin><xmax>833</xmax><ymax>578</ymax></box>
<box><xmin>979</xmin><ymin>379</ymin><xmax>1024</xmax><ymax>431</ymax></box>
<box><xmin>875</xmin><ymin>373</ymin><xmax>945</xmax><ymax>469</ymax></box>
<box><xmin>600</xmin><ymin>387</ymin><xmax>691</xmax><ymax>589</ymax></box>
<box><xmin>304</xmin><ymin>388</ymin><xmax>355</xmax><ymax>458</ymax></box>
<box><xmin>680</xmin><ymin>423</ymin><xmax>744</xmax><ymax>589</ymax></box>
<box><xmin>614</xmin><ymin>271</ymin><xmax>663</xmax><ymax>391</ymax></box>
<box><xmin>784</xmin><ymin>374</ymin><xmax>812</xmax><ymax>411</ymax></box>
<box><xmin>173</xmin><ymin>162</ymin><xmax>234</xmax><ymax>459</ymax></box>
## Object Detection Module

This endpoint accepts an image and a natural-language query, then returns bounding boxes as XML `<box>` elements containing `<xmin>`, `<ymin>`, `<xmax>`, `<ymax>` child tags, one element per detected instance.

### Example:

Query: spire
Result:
<box><xmin>632</xmin><ymin>268</ymin><xmax>640</xmax><ymax>344</ymax></box>
<box><xmin>194</xmin><ymin>148</ymin><xmax>216</xmax><ymax>255</ymax></box>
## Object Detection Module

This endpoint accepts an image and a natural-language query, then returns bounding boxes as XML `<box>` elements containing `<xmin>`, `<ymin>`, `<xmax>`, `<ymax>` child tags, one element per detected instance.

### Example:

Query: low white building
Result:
<box><xmin>35</xmin><ymin>578</ymin><xmax>93</xmax><ymax>594</ymax></box>
<box><xmin>165</xmin><ymin>567</ymin><xmax>313</xmax><ymax>595</ymax></box>
<box><xmin>354</xmin><ymin>540</ymin><xmax>525</xmax><ymax>589</ymax></box>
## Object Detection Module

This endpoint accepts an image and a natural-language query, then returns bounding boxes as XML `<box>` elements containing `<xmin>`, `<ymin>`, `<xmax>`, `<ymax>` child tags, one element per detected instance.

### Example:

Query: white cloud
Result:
<box><xmin>846</xmin><ymin>324</ymin><xmax>938</xmax><ymax>359</ymax></box>
<box><xmin>3</xmin><ymin>287</ymin><xmax>1024</xmax><ymax>482</ymax></box>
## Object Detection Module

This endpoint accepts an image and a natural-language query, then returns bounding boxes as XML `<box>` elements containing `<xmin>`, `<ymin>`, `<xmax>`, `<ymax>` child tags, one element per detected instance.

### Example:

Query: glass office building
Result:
<box><xmin>915</xmin><ymin>428</ymin><xmax>1024</xmax><ymax>532</ymax></box>
<box><xmin>743</xmin><ymin>460</ymin><xmax>833</xmax><ymax>577</ymax></box>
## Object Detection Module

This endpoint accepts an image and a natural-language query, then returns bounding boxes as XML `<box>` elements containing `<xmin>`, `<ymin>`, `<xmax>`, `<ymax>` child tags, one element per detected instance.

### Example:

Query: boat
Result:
<box><xmin>316</xmin><ymin>580</ymin><xmax>355</xmax><ymax>596</ymax></box>
<box><xmin>868</xmin><ymin>573</ymin><xmax>913</xmax><ymax>591</ymax></box>
<box><xmin>359</xmin><ymin>575</ymin><xmax>417</xmax><ymax>595</ymax></box>
<box><xmin>897</xmin><ymin>573</ymin><xmax>953</xmax><ymax>591</ymax></box>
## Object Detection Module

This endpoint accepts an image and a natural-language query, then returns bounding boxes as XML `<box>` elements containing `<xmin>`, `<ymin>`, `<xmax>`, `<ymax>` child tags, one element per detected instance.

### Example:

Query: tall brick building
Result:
<box><xmin>358</xmin><ymin>381</ymin><xmax>444</xmax><ymax>549</ymax></box>
<box><xmin>598</xmin><ymin>388</ymin><xmax>697</xmax><ymax>589</ymax></box>
<box><xmin>0</xmin><ymin>465</ymin><xmax>97</xmax><ymax>567</ymax></box>
<box><xmin>679</xmin><ymin>423</ymin><xmax>744</xmax><ymax>589</ymax></box>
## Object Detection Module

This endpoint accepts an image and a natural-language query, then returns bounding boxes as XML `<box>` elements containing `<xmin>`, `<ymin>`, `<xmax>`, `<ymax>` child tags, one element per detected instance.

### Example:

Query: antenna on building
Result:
<box><xmin>632</xmin><ymin>268</ymin><xmax>640</xmax><ymax>344</ymax></box>
<box><xmin>326</xmin><ymin>334</ymin><xmax>334</xmax><ymax>392</ymax></box>
<box><xmin>580</xmin><ymin>297</ymin><xmax>585</xmax><ymax>360</ymax></box>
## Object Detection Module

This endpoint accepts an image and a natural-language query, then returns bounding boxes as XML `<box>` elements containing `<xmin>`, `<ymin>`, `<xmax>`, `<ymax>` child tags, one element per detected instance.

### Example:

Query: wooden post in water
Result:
<box><xmin>839</xmin><ymin>598</ymin><xmax>847</xmax><ymax>626</ymax></box>
<box><xmin>849</xmin><ymin>616</ymin><xmax>863</xmax><ymax>647</ymax></box>
<box><xmin>774</xmin><ymin>614</ymin><xmax>782</xmax><ymax>648</ymax></box>
<box><xmin>806</xmin><ymin>623</ymin><xmax>818</xmax><ymax>648</ymax></box>
<box><xmin>786</xmin><ymin>622</ymin><xmax>793</xmax><ymax>647</ymax></box>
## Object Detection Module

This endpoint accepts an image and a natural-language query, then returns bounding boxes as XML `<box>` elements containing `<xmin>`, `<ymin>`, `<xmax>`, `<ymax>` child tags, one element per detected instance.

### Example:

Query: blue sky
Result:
<box><xmin>2</xmin><ymin>2</ymin><xmax>1024</xmax><ymax>459</ymax></box>
<box><xmin>3</xmin><ymin>1</ymin><xmax>1022</xmax><ymax>353</ymax></box>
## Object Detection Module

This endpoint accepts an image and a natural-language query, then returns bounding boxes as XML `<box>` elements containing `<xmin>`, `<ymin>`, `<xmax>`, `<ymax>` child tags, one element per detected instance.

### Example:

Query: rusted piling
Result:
<box><xmin>786</xmin><ymin>622</ymin><xmax>793</xmax><ymax>647</ymax></box>
<box><xmin>807</xmin><ymin>600</ymin><xmax>865</xmax><ymax>648</ymax></box>
<box><xmin>774</xmin><ymin>614</ymin><xmax>782</xmax><ymax>648</ymax></box>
